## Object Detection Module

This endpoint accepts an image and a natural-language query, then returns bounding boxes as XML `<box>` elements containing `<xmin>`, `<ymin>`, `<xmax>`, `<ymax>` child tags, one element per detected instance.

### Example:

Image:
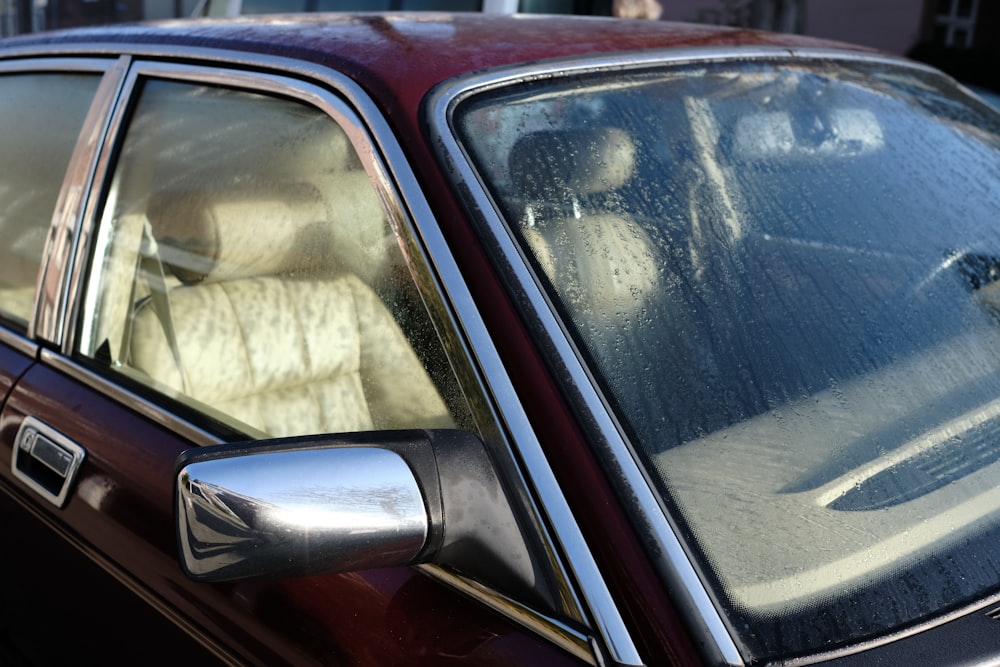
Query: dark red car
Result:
<box><xmin>2</xmin><ymin>12</ymin><xmax>1000</xmax><ymax>667</ymax></box>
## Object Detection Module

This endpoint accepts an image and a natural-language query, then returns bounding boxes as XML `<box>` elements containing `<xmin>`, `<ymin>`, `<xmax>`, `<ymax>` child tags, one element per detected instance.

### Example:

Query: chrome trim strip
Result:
<box><xmin>41</xmin><ymin>350</ymin><xmax>222</xmax><ymax>447</ymax></box>
<box><xmin>385</xmin><ymin>139</ymin><xmax>646</xmax><ymax>667</ymax></box>
<box><xmin>33</xmin><ymin>56</ymin><xmax>130</xmax><ymax>346</ymax></box>
<box><xmin>425</xmin><ymin>44</ymin><xmax>933</xmax><ymax>93</ymax></box>
<box><xmin>0</xmin><ymin>326</ymin><xmax>39</xmax><ymax>359</ymax></box>
<box><xmin>325</xmin><ymin>60</ymin><xmax>645</xmax><ymax>664</ymax></box>
<box><xmin>418</xmin><ymin>564</ymin><xmax>596</xmax><ymax>666</ymax></box>
<box><xmin>62</xmin><ymin>61</ymin><xmax>137</xmax><ymax>354</ymax></box>
<box><xmin>426</xmin><ymin>45</ymin><xmax>959</xmax><ymax>667</ymax></box>
<box><xmin>43</xmin><ymin>53</ymin><xmax>601</xmax><ymax>659</ymax></box>
<box><xmin>0</xmin><ymin>56</ymin><xmax>114</xmax><ymax>73</ymax></box>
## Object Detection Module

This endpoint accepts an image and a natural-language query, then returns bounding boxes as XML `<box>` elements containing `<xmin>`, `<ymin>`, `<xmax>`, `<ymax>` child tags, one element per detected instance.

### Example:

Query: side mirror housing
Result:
<box><xmin>176</xmin><ymin>430</ymin><xmax>536</xmax><ymax>593</ymax></box>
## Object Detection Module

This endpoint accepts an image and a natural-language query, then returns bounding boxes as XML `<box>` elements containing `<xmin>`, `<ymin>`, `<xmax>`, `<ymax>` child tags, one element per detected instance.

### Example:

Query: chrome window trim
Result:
<box><xmin>0</xmin><ymin>326</ymin><xmax>38</xmax><ymax>359</ymax></box>
<box><xmin>42</xmin><ymin>349</ymin><xmax>223</xmax><ymax>447</ymax></box>
<box><xmin>44</xmin><ymin>51</ymin><xmax>618</xmax><ymax>663</ymax></box>
<box><xmin>31</xmin><ymin>56</ymin><xmax>131</xmax><ymax>346</ymax></box>
<box><xmin>0</xmin><ymin>56</ymin><xmax>114</xmax><ymax>72</ymax></box>
<box><xmin>419</xmin><ymin>563</ymin><xmax>595</xmax><ymax>665</ymax></box>
<box><xmin>426</xmin><ymin>46</ymin><xmax>943</xmax><ymax>666</ymax></box>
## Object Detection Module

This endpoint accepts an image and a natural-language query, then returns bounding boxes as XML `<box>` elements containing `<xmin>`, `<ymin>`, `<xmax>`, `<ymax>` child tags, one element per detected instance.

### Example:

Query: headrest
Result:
<box><xmin>148</xmin><ymin>183</ymin><xmax>329</xmax><ymax>283</ymax></box>
<box><xmin>146</xmin><ymin>172</ymin><xmax>390</xmax><ymax>285</ymax></box>
<box><xmin>729</xmin><ymin>108</ymin><xmax>883</xmax><ymax>161</ymax></box>
<box><xmin>509</xmin><ymin>128</ymin><xmax>636</xmax><ymax>199</ymax></box>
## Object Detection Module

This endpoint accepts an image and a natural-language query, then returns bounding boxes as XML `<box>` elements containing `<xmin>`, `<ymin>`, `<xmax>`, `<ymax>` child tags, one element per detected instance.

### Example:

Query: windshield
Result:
<box><xmin>454</xmin><ymin>58</ymin><xmax>1000</xmax><ymax>660</ymax></box>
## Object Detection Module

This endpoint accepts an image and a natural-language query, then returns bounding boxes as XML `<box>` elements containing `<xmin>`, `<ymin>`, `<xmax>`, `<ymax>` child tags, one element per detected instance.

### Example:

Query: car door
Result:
<box><xmin>0</xmin><ymin>58</ymin><xmax>205</xmax><ymax>666</ymax></box>
<box><xmin>0</xmin><ymin>55</ymin><xmax>600</xmax><ymax>666</ymax></box>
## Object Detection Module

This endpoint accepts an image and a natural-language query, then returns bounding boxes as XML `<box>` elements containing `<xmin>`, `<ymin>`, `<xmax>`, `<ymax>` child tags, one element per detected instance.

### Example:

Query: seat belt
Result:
<box><xmin>119</xmin><ymin>221</ymin><xmax>189</xmax><ymax>394</ymax></box>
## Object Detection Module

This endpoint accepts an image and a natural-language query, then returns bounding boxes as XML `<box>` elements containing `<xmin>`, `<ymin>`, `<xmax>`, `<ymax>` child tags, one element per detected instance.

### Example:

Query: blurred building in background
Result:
<box><xmin>667</xmin><ymin>0</ymin><xmax>921</xmax><ymax>55</ymax></box>
<box><xmin>660</xmin><ymin>0</ymin><xmax>998</xmax><ymax>90</ymax></box>
<box><xmin>910</xmin><ymin>0</ymin><xmax>999</xmax><ymax>92</ymax></box>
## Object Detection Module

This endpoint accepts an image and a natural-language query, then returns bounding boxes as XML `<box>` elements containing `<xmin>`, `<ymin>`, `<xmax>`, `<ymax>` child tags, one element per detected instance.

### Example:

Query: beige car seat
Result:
<box><xmin>127</xmin><ymin>182</ymin><xmax>452</xmax><ymax>438</ymax></box>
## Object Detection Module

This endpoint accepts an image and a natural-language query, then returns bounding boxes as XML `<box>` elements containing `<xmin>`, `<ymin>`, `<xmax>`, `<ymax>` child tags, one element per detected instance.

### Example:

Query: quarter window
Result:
<box><xmin>0</xmin><ymin>72</ymin><xmax>100</xmax><ymax>329</ymax></box>
<box><xmin>79</xmin><ymin>77</ymin><xmax>468</xmax><ymax>438</ymax></box>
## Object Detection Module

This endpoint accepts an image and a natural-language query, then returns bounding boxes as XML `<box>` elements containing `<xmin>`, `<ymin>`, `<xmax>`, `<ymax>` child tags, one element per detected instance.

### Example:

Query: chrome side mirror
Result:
<box><xmin>176</xmin><ymin>430</ymin><xmax>534</xmax><ymax>589</ymax></box>
<box><xmin>178</xmin><ymin>443</ymin><xmax>429</xmax><ymax>581</ymax></box>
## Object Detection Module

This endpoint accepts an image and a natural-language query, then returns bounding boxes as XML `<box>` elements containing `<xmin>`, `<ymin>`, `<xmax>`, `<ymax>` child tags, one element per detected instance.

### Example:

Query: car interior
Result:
<box><xmin>79</xmin><ymin>80</ymin><xmax>457</xmax><ymax>439</ymax></box>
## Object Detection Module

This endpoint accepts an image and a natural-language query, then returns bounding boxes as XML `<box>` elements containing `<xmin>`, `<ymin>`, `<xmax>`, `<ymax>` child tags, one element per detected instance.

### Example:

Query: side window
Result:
<box><xmin>0</xmin><ymin>72</ymin><xmax>100</xmax><ymax>329</ymax></box>
<box><xmin>78</xmin><ymin>78</ymin><xmax>468</xmax><ymax>438</ymax></box>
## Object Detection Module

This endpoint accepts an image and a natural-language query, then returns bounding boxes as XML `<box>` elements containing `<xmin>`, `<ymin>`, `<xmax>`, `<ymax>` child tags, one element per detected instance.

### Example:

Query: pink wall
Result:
<box><xmin>657</xmin><ymin>0</ymin><xmax>925</xmax><ymax>55</ymax></box>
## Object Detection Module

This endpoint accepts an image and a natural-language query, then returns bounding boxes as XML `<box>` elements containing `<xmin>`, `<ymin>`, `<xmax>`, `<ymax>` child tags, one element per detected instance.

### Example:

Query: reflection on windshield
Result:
<box><xmin>456</xmin><ymin>60</ymin><xmax>1000</xmax><ymax>660</ymax></box>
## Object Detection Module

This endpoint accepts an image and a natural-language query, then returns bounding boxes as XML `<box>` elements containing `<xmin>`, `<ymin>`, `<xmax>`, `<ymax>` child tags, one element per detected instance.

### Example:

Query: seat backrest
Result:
<box><xmin>129</xmin><ymin>273</ymin><xmax>451</xmax><ymax>436</ymax></box>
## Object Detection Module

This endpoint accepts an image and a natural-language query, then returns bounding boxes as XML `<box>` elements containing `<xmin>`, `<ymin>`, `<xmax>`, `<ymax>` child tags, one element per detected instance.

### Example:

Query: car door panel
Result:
<box><xmin>0</xmin><ymin>341</ymin><xmax>33</xmax><ymax>401</ymax></box>
<box><xmin>0</xmin><ymin>359</ymin><xmax>588</xmax><ymax>665</ymax></box>
<box><xmin>0</xmin><ymin>487</ymin><xmax>224</xmax><ymax>665</ymax></box>
<box><xmin>0</xmin><ymin>361</ymin><xmax>231</xmax><ymax>664</ymax></box>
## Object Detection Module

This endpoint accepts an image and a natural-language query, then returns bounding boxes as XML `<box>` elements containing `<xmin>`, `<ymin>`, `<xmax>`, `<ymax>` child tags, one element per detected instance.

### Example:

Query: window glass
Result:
<box><xmin>0</xmin><ymin>73</ymin><xmax>99</xmax><ymax>329</ymax></box>
<box><xmin>455</xmin><ymin>61</ymin><xmax>1000</xmax><ymax>659</ymax></box>
<box><xmin>80</xmin><ymin>79</ymin><xmax>468</xmax><ymax>438</ymax></box>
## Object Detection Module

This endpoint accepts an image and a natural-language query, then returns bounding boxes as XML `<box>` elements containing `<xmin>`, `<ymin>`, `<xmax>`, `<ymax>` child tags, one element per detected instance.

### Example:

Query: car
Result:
<box><xmin>1</xmin><ymin>11</ymin><xmax>1000</xmax><ymax>667</ymax></box>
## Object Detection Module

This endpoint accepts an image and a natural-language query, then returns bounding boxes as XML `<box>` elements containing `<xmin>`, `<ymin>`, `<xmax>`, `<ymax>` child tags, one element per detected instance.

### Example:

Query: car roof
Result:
<box><xmin>2</xmin><ymin>13</ymin><xmax>869</xmax><ymax>115</ymax></box>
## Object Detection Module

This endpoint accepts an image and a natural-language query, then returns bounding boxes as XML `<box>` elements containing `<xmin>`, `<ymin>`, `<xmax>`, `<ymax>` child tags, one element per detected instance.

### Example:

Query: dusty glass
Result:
<box><xmin>455</xmin><ymin>59</ymin><xmax>1000</xmax><ymax>659</ymax></box>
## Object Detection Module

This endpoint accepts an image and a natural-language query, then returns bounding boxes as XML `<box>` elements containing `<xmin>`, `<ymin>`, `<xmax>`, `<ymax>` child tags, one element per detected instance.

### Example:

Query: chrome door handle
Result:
<box><xmin>11</xmin><ymin>417</ymin><xmax>85</xmax><ymax>508</ymax></box>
